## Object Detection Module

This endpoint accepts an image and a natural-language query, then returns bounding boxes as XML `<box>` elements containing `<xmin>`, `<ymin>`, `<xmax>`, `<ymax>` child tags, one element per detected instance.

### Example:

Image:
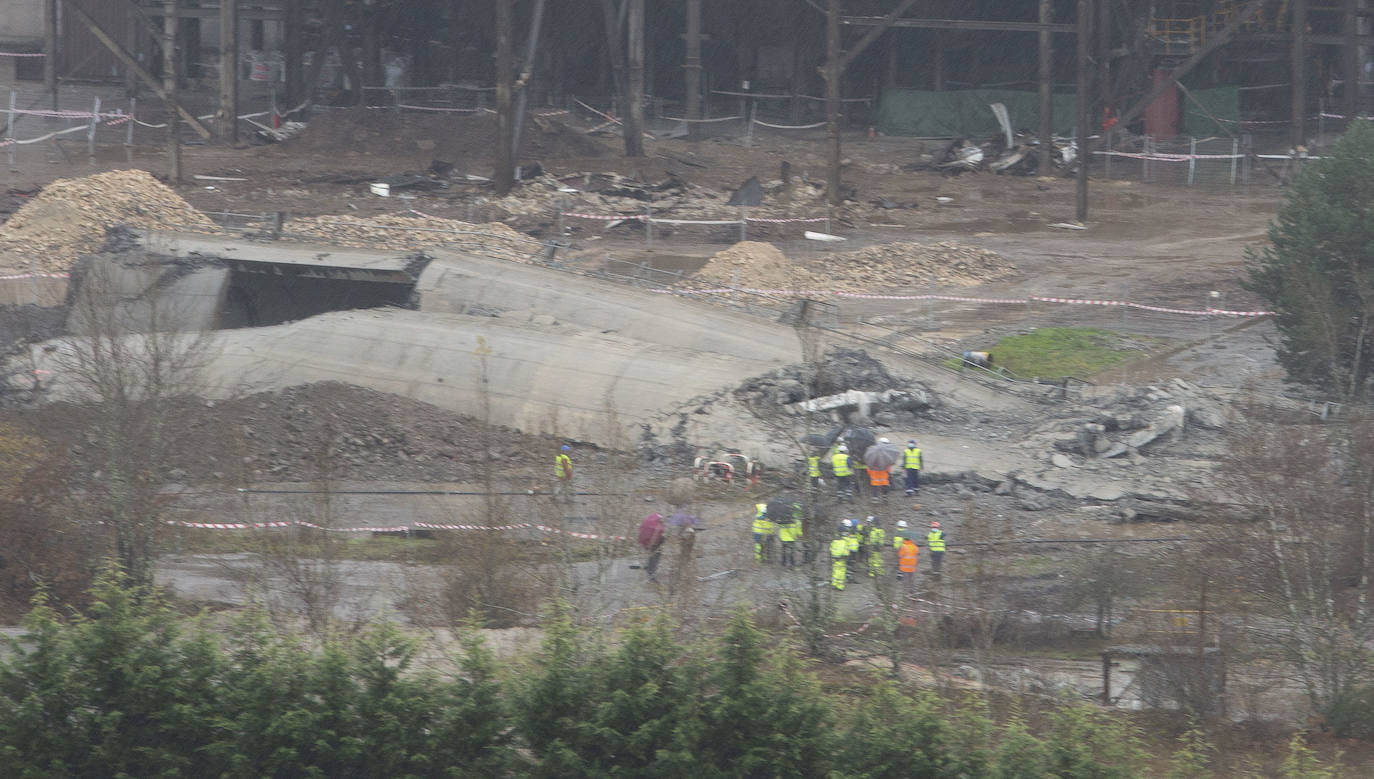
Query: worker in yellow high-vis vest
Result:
<box><xmin>904</xmin><ymin>440</ymin><xmax>922</xmax><ymax>496</ymax></box>
<box><xmin>927</xmin><ymin>520</ymin><xmax>946</xmax><ymax>576</ymax></box>
<box><xmin>830</xmin><ymin>522</ymin><xmax>851</xmax><ymax>590</ymax></box>
<box><xmin>752</xmin><ymin>503</ymin><xmax>776</xmax><ymax>563</ymax></box>
<box><xmin>831</xmin><ymin>445</ymin><xmax>854</xmax><ymax>500</ymax></box>
<box><xmin>807</xmin><ymin>454</ymin><xmax>823</xmax><ymax>489</ymax></box>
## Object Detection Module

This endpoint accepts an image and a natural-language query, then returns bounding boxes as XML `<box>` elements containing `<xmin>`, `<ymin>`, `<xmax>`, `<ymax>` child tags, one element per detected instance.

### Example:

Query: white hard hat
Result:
<box><xmin>879</xmin><ymin>437</ymin><xmax>889</xmax><ymax>444</ymax></box>
<box><xmin>838</xmin><ymin>445</ymin><xmax>848</xmax><ymax>453</ymax></box>
<box><xmin>865</xmin><ymin>515</ymin><xmax>876</xmax><ymax>523</ymax></box>
<box><xmin>842</xmin><ymin>518</ymin><xmax>854</xmax><ymax>528</ymax></box>
<box><xmin>897</xmin><ymin>520</ymin><xmax>908</xmax><ymax>528</ymax></box>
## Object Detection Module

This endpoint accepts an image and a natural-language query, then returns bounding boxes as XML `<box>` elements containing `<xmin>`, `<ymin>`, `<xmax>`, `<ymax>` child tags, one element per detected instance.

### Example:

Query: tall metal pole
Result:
<box><xmin>220</xmin><ymin>0</ymin><xmax>239</xmax><ymax>144</ymax></box>
<box><xmin>1344</xmin><ymin>0</ymin><xmax>1359</xmax><ymax>122</ymax></box>
<box><xmin>1097</xmin><ymin>0</ymin><xmax>1111</xmax><ymax>112</ymax></box>
<box><xmin>44</xmin><ymin>0</ymin><xmax>58</xmax><ymax>110</ymax></box>
<box><xmin>494</xmin><ymin>0</ymin><xmax>514</xmax><ymax>195</ymax></box>
<box><xmin>625</xmin><ymin>0</ymin><xmax>646</xmax><ymax>157</ymax></box>
<box><xmin>164</xmin><ymin>0</ymin><xmax>181</xmax><ymax>183</ymax></box>
<box><xmin>1075</xmin><ymin>0</ymin><xmax>1091</xmax><ymax>222</ymax></box>
<box><xmin>1293</xmin><ymin>0</ymin><xmax>1308</xmax><ymax>148</ymax></box>
<box><xmin>284</xmin><ymin>0</ymin><xmax>303</xmax><ymax>111</ymax></box>
<box><xmin>1038</xmin><ymin>0</ymin><xmax>1053</xmax><ymax>172</ymax></box>
<box><xmin>511</xmin><ymin>0</ymin><xmax>547</xmax><ymax>166</ymax></box>
<box><xmin>825</xmin><ymin>0</ymin><xmax>843</xmax><ymax>205</ymax></box>
<box><xmin>685</xmin><ymin>0</ymin><xmax>702</xmax><ymax>128</ymax></box>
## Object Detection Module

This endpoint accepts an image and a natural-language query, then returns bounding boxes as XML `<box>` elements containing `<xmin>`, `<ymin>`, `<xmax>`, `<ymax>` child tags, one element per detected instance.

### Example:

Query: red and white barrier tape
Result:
<box><xmin>169</xmin><ymin>521</ymin><xmax>293</xmax><ymax>529</ymax></box>
<box><xmin>562</xmin><ymin>212</ymin><xmax>827</xmax><ymax>225</ymax></box>
<box><xmin>0</xmin><ymin>52</ymin><xmax>45</xmax><ymax>58</ymax></box>
<box><xmin>0</xmin><ymin>272</ymin><xmax>68</xmax><ymax>281</ymax></box>
<box><xmin>397</xmin><ymin>104</ymin><xmax>491</xmax><ymax>113</ymax></box>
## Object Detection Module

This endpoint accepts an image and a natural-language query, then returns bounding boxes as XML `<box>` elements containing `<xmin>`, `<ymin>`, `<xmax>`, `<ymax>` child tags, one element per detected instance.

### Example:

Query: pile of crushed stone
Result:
<box><xmin>693</xmin><ymin>239</ymin><xmax>1016</xmax><ymax>293</ymax></box>
<box><xmin>0</xmin><ymin>170</ymin><xmax>218</xmax><ymax>272</ymax></box>
<box><xmin>285</xmin><ymin>213</ymin><xmax>539</xmax><ymax>260</ymax></box>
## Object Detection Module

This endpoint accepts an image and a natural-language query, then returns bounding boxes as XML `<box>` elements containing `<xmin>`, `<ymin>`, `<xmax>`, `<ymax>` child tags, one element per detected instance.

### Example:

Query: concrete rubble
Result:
<box><xmin>0</xmin><ymin>170</ymin><xmax>219</xmax><ymax>272</ymax></box>
<box><xmin>691</xmin><ymin>239</ymin><xmax>1014</xmax><ymax>293</ymax></box>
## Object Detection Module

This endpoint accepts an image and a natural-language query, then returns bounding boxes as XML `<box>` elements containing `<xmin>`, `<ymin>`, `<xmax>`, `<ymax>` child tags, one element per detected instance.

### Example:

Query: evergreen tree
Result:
<box><xmin>1247</xmin><ymin>120</ymin><xmax>1374</xmax><ymax>400</ymax></box>
<box><xmin>838</xmin><ymin>680</ymin><xmax>956</xmax><ymax>778</ymax></box>
<box><xmin>1044</xmin><ymin>698</ymin><xmax>1149</xmax><ymax>779</ymax></box>
<box><xmin>430</xmin><ymin>621</ymin><xmax>519</xmax><ymax>777</ymax></box>
<box><xmin>1165</xmin><ymin>723</ymin><xmax>1216</xmax><ymax>779</ymax></box>
<box><xmin>0</xmin><ymin>589</ymin><xmax>84</xmax><ymax>778</ymax></box>
<box><xmin>992</xmin><ymin>714</ymin><xmax>1051</xmax><ymax>779</ymax></box>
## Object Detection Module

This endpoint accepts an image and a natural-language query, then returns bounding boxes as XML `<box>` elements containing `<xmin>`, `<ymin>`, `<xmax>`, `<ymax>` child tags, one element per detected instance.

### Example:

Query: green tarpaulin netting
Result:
<box><xmin>876</xmin><ymin>88</ymin><xmax>1078</xmax><ymax>138</ymax></box>
<box><xmin>876</xmin><ymin>85</ymin><xmax>1241</xmax><ymax>139</ymax></box>
<box><xmin>1180</xmin><ymin>86</ymin><xmax>1240</xmax><ymax>137</ymax></box>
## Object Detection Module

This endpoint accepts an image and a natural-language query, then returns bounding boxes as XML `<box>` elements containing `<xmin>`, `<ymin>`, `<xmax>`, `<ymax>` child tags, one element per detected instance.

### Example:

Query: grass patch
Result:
<box><xmin>959</xmin><ymin>327</ymin><xmax>1158</xmax><ymax>379</ymax></box>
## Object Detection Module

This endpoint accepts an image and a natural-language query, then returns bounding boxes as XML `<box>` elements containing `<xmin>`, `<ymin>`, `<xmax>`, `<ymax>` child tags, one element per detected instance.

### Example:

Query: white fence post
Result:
<box><xmin>89</xmin><ymin>96</ymin><xmax>100</xmax><ymax>158</ymax></box>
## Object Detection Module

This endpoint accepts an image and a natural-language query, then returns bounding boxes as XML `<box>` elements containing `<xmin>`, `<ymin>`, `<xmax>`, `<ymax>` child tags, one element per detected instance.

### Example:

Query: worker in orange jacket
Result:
<box><xmin>866</xmin><ymin>464</ymin><xmax>891</xmax><ymax>504</ymax></box>
<box><xmin>897</xmin><ymin>536</ymin><xmax>919</xmax><ymax>595</ymax></box>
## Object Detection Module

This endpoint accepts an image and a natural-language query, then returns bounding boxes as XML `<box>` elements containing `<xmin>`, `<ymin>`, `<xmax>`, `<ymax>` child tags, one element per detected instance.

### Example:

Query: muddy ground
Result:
<box><xmin>0</xmin><ymin>93</ymin><xmax>1323</xmax><ymax>725</ymax></box>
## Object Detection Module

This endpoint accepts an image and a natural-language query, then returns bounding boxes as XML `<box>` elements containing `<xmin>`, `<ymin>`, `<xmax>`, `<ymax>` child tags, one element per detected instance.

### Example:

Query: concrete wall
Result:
<box><xmin>194</xmin><ymin>309</ymin><xmax>780</xmax><ymax>448</ymax></box>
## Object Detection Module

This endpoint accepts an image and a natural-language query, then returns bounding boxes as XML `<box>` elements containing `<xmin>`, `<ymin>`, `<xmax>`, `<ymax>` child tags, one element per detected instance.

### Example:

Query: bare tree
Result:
<box><xmin>59</xmin><ymin>256</ymin><xmax>216</xmax><ymax>587</ymax></box>
<box><xmin>1218</xmin><ymin>413</ymin><xmax>1374</xmax><ymax>719</ymax></box>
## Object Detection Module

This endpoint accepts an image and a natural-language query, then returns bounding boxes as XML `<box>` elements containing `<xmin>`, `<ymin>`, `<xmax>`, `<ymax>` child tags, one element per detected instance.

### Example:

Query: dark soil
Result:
<box><xmin>6</xmin><ymin>381</ymin><xmax>575</xmax><ymax>485</ymax></box>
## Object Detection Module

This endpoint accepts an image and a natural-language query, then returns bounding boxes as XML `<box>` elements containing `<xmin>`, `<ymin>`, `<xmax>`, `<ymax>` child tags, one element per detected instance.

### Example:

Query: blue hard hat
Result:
<box><xmin>561</xmin><ymin>445</ymin><xmax>571</xmax><ymax>452</ymax></box>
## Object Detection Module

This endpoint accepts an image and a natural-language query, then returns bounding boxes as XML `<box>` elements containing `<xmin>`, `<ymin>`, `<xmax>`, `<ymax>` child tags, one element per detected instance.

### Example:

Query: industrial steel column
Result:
<box><xmin>625</xmin><ymin>0</ymin><xmax>646</xmax><ymax>157</ymax></box>
<box><xmin>284</xmin><ymin>0</ymin><xmax>303</xmax><ymax>111</ymax></box>
<box><xmin>1075</xmin><ymin>0</ymin><xmax>1091</xmax><ymax>221</ymax></box>
<box><xmin>44</xmin><ymin>0</ymin><xmax>58</xmax><ymax>110</ymax></box>
<box><xmin>1293</xmin><ymin>0</ymin><xmax>1307</xmax><ymax>148</ymax></box>
<box><xmin>685</xmin><ymin>0</ymin><xmax>702</xmax><ymax>128</ymax></box>
<box><xmin>164</xmin><ymin>0</ymin><xmax>181</xmax><ymax>183</ymax></box>
<box><xmin>1038</xmin><ymin>0</ymin><xmax>1053</xmax><ymax>171</ymax></box>
<box><xmin>1345</xmin><ymin>0</ymin><xmax>1361</xmax><ymax>122</ymax></box>
<box><xmin>494</xmin><ymin>0</ymin><xmax>514</xmax><ymax>195</ymax></box>
<box><xmin>220</xmin><ymin>0</ymin><xmax>238</xmax><ymax>144</ymax></box>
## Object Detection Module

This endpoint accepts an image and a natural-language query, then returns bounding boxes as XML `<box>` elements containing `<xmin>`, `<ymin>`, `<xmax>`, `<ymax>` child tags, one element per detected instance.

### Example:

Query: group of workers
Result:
<box><xmin>752</xmin><ymin>502</ymin><xmax>807</xmax><ymax>567</ymax></box>
<box><xmin>813</xmin><ymin>438</ymin><xmax>922</xmax><ymax>503</ymax></box>
<box><xmin>751</xmin><ymin>501</ymin><xmax>948</xmax><ymax>590</ymax></box>
<box><xmin>829</xmin><ymin>517</ymin><xmax>945</xmax><ymax>591</ymax></box>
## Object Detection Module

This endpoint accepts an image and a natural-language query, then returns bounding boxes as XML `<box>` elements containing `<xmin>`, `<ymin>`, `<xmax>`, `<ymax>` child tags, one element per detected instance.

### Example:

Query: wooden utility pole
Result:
<box><xmin>1343</xmin><ymin>0</ymin><xmax>1359</xmax><ymax>122</ymax></box>
<box><xmin>220</xmin><ymin>0</ymin><xmax>239</xmax><ymax>144</ymax></box>
<box><xmin>685</xmin><ymin>0</ymin><xmax>702</xmax><ymax>127</ymax></box>
<box><xmin>625</xmin><ymin>0</ymin><xmax>646</xmax><ymax>157</ymax></box>
<box><xmin>44</xmin><ymin>0</ymin><xmax>58</xmax><ymax>110</ymax></box>
<box><xmin>494</xmin><ymin>0</ymin><xmax>514</xmax><ymax>195</ymax></box>
<box><xmin>1038</xmin><ymin>0</ymin><xmax>1053</xmax><ymax>171</ymax></box>
<box><xmin>164</xmin><ymin>0</ymin><xmax>181</xmax><ymax>183</ymax></box>
<box><xmin>284</xmin><ymin>0</ymin><xmax>303</xmax><ymax>110</ymax></box>
<box><xmin>1293</xmin><ymin>0</ymin><xmax>1308</xmax><ymax>148</ymax></box>
<box><xmin>1075</xmin><ymin>0</ymin><xmax>1091</xmax><ymax>222</ymax></box>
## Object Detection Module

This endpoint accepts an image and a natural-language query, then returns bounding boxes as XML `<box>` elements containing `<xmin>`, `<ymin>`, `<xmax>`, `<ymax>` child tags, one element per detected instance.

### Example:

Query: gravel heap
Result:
<box><xmin>693</xmin><ymin>239</ymin><xmax>1016</xmax><ymax>293</ymax></box>
<box><xmin>286</xmin><ymin>213</ymin><xmax>539</xmax><ymax>260</ymax></box>
<box><xmin>0</xmin><ymin>170</ymin><xmax>218</xmax><ymax>272</ymax></box>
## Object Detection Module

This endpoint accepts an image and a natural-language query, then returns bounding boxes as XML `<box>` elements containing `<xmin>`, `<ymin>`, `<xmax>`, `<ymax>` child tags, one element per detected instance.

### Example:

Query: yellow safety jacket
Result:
<box><xmin>807</xmin><ymin>456</ymin><xmax>822</xmax><ymax>477</ymax></box>
<box><xmin>778</xmin><ymin>521</ymin><xmax>801</xmax><ymax>543</ymax></box>
<box><xmin>869</xmin><ymin>527</ymin><xmax>886</xmax><ymax>548</ymax></box>
<box><xmin>845</xmin><ymin>533</ymin><xmax>860</xmax><ymax>555</ymax></box>
<box><xmin>831</xmin><ymin>452</ymin><xmax>853</xmax><ymax>477</ymax></box>
<box><xmin>554</xmin><ymin>453</ymin><xmax>572</xmax><ymax>478</ymax></box>
<box><xmin>830</xmin><ymin>537</ymin><xmax>849</xmax><ymax>559</ymax></box>
<box><xmin>905</xmin><ymin>447</ymin><xmax>922</xmax><ymax>469</ymax></box>
<box><xmin>753</xmin><ymin>505</ymin><xmax>775</xmax><ymax>535</ymax></box>
<box><xmin>927</xmin><ymin>529</ymin><xmax>946</xmax><ymax>552</ymax></box>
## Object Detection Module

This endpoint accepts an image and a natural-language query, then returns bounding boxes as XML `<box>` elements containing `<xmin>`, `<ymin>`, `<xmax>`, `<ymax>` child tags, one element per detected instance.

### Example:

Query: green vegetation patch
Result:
<box><xmin>981</xmin><ymin>327</ymin><xmax>1158</xmax><ymax>379</ymax></box>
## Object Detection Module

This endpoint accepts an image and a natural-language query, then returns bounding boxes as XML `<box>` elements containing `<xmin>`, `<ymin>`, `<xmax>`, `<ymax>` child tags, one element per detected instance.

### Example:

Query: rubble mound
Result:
<box><xmin>734</xmin><ymin>347</ymin><xmax>912</xmax><ymax>404</ymax></box>
<box><xmin>692</xmin><ymin>239</ymin><xmax>1015</xmax><ymax>294</ymax></box>
<box><xmin>0</xmin><ymin>170</ymin><xmax>217</xmax><ymax>273</ymax></box>
<box><xmin>286</xmin><ymin>213</ymin><xmax>538</xmax><ymax>260</ymax></box>
<box><xmin>826</xmin><ymin>241</ymin><xmax>1014</xmax><ymax>287</ymax></box>
<box><xmin>695</xmin><ymin>241</ymin><xmax>818</xmax><ymax>290</ymax></box>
